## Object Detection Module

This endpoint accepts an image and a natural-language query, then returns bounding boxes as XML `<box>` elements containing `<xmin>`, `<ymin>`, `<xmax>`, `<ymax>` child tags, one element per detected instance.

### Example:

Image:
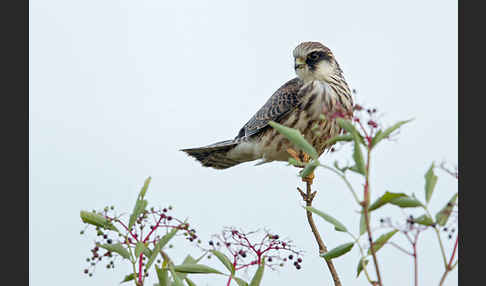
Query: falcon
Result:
<box><xmin>181</xmin><ymin>42</ymin><xmax>354</xmax><ymax>169</ymax></box>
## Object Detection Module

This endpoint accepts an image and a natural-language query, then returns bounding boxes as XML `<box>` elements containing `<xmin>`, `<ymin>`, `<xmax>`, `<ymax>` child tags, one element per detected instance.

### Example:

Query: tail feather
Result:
<box><xmin>181</xmin><ymin>140</ymin><xmax>242</xmax><ymax>169</ymax></box>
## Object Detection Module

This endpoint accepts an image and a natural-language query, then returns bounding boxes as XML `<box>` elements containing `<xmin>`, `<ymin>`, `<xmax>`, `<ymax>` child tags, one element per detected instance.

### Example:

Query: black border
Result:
<box><xmin>2</xmin><ymin>0</ymin><xmax>28</xmax><ymax>284</ymax></box>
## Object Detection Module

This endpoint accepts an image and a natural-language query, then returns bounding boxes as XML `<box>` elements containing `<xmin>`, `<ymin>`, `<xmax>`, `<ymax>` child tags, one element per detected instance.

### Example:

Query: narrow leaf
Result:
<box><xmin>425</xmin><ymin>163</ymin><xmax>438</xmax><ymax>204</ymax></box>
<box><xmin>182</xmin><ymin>255</ymin><xmax>197</xmax><ymax>265</ymax></box>
<box><xmin>304</xmin><ymin>206</ymin><xmax>347</xmax><ymax>232</ymax></box>
<box><xmin>435</xmin><ymin>193</ymin><xmax>458</xmax><ymax>226</ymax></box>
<box><xmin>120</xmin><ymin>273</ymin><xmax>136</xmax><ymax>283</ymax></box>
<box><xmin>323</xmin><ymin>134</ymin><xmax>354</xmax><ymax>146</ymax></box>
<box><xmin>210</xmin><ymin>250</ymin><xmax>234</xmax><ymax>274</ymax></box>
<box><xmin>288</xmin><ymin>158</ymin><xmax>305</xmax><ymax>167</ymax></box>
<box><xmin>135</xmin><ymin>242</ymin><xmax>147</xmax><ymax>258</ymax></box>
<box><xmin>369</xmin><ymin>192</ymin><xmax>407</xmax><ymax>212</ymax></box>
<box><xmin>368</xmin><ymin>230</ymin><xmax>398</xmax><ymax>254</ymax></box>
<box><xmin>80</xmin><ymin>210</ymin><xmax>118</xmax><ymax>231</ymax></box>
<box><xmin>168</xmin><ymin>264</ymin><xmax>185</xmax><ymax>286</ymax></box>
<box><xmin>155</xmin><ymin>265</ymin><xmax>169</xmax><ymax>286</ymax></box>
<box><xmin>321</xmin><ymin>242</ymin><xmax>354</xmax><ymax>260</ymax></box>
<box><xmin>359</xmin><ymin>212</ymin><xmax>366</xmax><ymax>235</ymax></box>
<box><xmin>299</xmin><ymin>159</ymin><xmax>320</xmax><ymax>178</ymax></box>
<box><xmin>249</xmin><ymin>258</ymin><xmax>265</xmax><ymax>286</ymax></box>
<box><xmin>234</xmin><ymin>277</ymin><xmax>249</xmax><ymax>286</ymax></box>
<box><xmin>146</xmin><ymin>227</ymin><xmax>179</xmax><ymax>271</ymax></box>
<box><xmin>352</xmin><ymin>140</ymin><xmax>366</xmax><ymax>175</ymax></box>
<box><xmin>414</xmin><ymin>214</ymin><xmax>435</xmax><ymax>226</ymax></box>
<box><xmin>389</xmin><ymin>196</ymin><xmax>423</xmax><ymax>208</ymax></box>
<box><xmin>268</xmin><ymin>121</ymin><xmax>318</xmax><ymax>159</ymax></box>
<box><xmin>129</xmin><ymin>199</ymin><xmax>148</xmax><ymax>230</ymax></box>
<box><xmin>185</xmin><ymin>277</ymin><xmax>197</xmax><ymax>286</ymax></box>
<box><xmin>336</xmin><ymin>118</ymin><xmax>366</xmax><ymax>146</ymax></box>
<box><xmin>173</xmin><ymin>264</ymin><xmax>223</xmax><ymax>275</ymax></box>
<box><xmin>98</xmin><ymin>243</ymin><xmax>130</xmax><ymax>259</ymax></box>
<box><xmin>357</xmin><ymin>258</ymin><xmax>369</xmax><ymax>277</ymax></box>
<box><xmin>139</xmin><ymin>176</ymin><xmax>152</xmax><ymax>199</ymax></box>
<box><xmin>371</xmin><ymin>119</ymin><xmax>413</xmax><ymax>148</ymax></box>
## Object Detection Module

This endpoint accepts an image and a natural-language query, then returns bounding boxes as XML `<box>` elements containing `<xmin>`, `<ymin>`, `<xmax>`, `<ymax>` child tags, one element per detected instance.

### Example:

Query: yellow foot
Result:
<box><xmin>286</xmin><ymin>148</ymin><xmax>315</xmax><ymax>185</ymax></box>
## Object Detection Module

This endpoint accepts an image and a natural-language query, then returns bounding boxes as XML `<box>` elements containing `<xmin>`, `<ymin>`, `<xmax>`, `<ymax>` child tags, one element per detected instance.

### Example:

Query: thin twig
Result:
<box><xmin>298</xmin><ymin>180</ymin><xmax>342</xmax><ymax>286</ymax></box>
<box><xmin>363</xmin><ymin>148</ymin><xmax>383</xmax><ymax>286</ymax></box>
<box><xmin>438</xmin><ymin>235</ymin><xmax>458</xmax><ymax>286</ymax></box>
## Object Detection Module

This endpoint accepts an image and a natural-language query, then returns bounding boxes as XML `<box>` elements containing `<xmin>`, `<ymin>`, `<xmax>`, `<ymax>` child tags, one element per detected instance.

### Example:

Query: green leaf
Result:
<box><xmin>135</xmin><ymin>242</ymin><xmax>147</xmax><ymax>258</ymax></box>
<box><xmin>98</xmin><ymin>243</ymin><xmax>130</xmax><ymax>259</ymax></box>
<box><xmin>414</xmin><ymin>214</ymin><xmax>435</xmax><ymax>226</ymax></box>
<box><xmin>435</xmin><ymin>193</ymin><xmax>458</xmax><ymax>226</ymax></box>
<box><xmin>323</xmin><ymin>134</ymin><xmax>354</xmax><ymax>146</ymax></box>
<box><xmin>333</xmin><ymin>161</ymin><xmax>350</xmax><ymax>173</ymax></box>
<box><xmin>146</xmin><ymin>227</ymin><xmax>179</xmax><ymax>271</ymax></box>
<box><xmin>352</xmin><ymin>139</ymin><xmax>366</xmax><ymax>175</ymax></box>
<box><xmin>425</xmin><ymin>163</ymin><xmax>438</xmax><ymax>204</ymax></box>
<box><xmin>234</xmin><ymin>277</ymin><xmax>249</xmax><ymax>286</ymax></box>
<box><xmin>359</xmin><ymin>212</ymin><xmax>366</xmax><ymax>235</ymax></box>
<box><xmin>288</xmin><ymin>158</ymin><xmax>305</xmax><ymax>167</ymax></box>
<box><xmin>210</xmin><ymin>250</ymin><xmax>234</xmax><ymax>274</ymax></box>
<box><xmin>139</xmin><ymin>176</ymin><xmax>152</xmax><ymax>199</ymax></box>
<box><xmin>249</xmin><ymin>258</ymin><xmax>265</xmax><ymax>286</ymax></box>
<box><xmin>168</xmin><ymin>263</ymin><xmax>185</xmax><ymax>286</ymax></box>
<box><xmin>368</xmin><ymin>192</ymin><xmax>407</xmax><ymax>212</ymax></box>
<box><xmin>304</xmin><ymin>206</ymin><xmax>347</xmax><ymax>232</ymax></box>
<box><xmin>129</xmin><ymin>199</ymin><xmax>148</xmax><ymax>230</ymax></box>
<box><xmin>120</xmin><ymin>273</ymin><xmax>136</xmax><ymax>283</ymax></box>
<box><xmin>299</xmin><ymin>159</ymin><xmax>320</xmax><ymax>178</ymax></box>
<box><xmin>356</xmin><ymin>258</ymin><xmax>369</xmax><ymax>277</ymax></box>
<box><xmin>371</xmin><ymin>119</ymin><xmax>413</xmax><ymax>148</ymax></box>
<box><xmin>143</xmin><ymin>247</ymin><xmax>153</xmax><ymax>258</ymax></box>
<box><xmin>368</xmin><ymin>230</ymin><xmax>398</xmax><ymax>254</ymax></box>
<box><xmin>182</xmin><ymin>255</ymin><xmax>197</xmax><ymax>265</ymax></box>
<box><xmin>321</xmin><ymin>242</ymin><xmax>354</xmax><ymax>260</ymax></box>
<box><xmin>389</xmin><ymin>196</ymin><xmax>424</xmax><ymax>208</ymax></box>
<box><xmin>268</xmin><ymin>121</ymin><xmax>318</xmax><ymax>159</ymax></box>
<box><xmin>155</xmin><ymin>265</ymin><xmax>170</xmax><ymax>286</ymax></box>
<box><xmin>336</xmin><ymin>118</ymin><xmax>366</xmax><ymax>146</ymax></box>
<box><xmin>173</xmin><ymin>264</ymin><xmax>223</xmax><ymax>275</ymax></box>
<box><xmin>185</xmin><ymin>277</ymin><xmax>197</xmax><ymax>286</ymax></box>
<box><xmin>80</xmin><ymin>210</ymin><xmax>118</xmax><ymax>231</ymax></box>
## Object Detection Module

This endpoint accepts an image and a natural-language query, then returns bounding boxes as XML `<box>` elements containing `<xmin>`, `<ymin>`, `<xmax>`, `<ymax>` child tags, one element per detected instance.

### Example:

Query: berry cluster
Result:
<box><xmin>203</xmin><ymin>227</ymin><xmax>304</xmax><ymax>272</ymax></box>
<box><xmin>80</xmin><ymin>204</ymin><xmax>197</xmax><ymax>281</ymax></box>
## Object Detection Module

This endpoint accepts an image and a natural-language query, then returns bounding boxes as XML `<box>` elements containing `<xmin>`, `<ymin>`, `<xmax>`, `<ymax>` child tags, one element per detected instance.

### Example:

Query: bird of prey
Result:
<box><xmin>181</xmin><ymin>42</ymin><xmax>354</xmax><ymax>169</ymax></box>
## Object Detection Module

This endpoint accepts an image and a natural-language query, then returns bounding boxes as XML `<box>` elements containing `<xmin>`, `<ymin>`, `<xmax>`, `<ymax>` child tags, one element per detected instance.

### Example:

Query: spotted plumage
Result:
<box><xmin>181</xmin><ymin>42</ymin><xmax>354</xmax><ymax>169</ymax></box>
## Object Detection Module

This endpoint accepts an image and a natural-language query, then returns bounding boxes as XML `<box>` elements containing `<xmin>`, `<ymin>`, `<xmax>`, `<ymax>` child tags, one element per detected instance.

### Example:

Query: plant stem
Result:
<box><xmin>412</xmin><ymin>231</ymin><xmax>420</xmax><ymax>286</ymax></box>
<box><xmin>363</xmin><ymin>147</ymin><xmax>383</xmax><ymax>286</ymax></box>
<box><xmin>438</xmin><ymin>235</ymin><xmax>458</xmax><ymax>286</ymax></box>
<box><xmin>300</xmin><ymin>180</ymin><xmax>342</xmax><ymax>286</ymax></box>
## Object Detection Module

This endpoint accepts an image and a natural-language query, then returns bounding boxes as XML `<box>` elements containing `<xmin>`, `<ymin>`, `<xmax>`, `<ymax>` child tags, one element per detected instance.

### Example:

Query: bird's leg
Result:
<box><xmin>299</xmin><ymin>151</ymin><xmax>315</xmax><ymax>185</ymax></box>
<box><xmin>286</xmin><ymin>148</ymin><xmax>316</xmax><ymax>190</ymax></box>
<box><xmin>286</xmin><ymin>148</ymin><xmax>301</xmax><ymax>163</ymax></box>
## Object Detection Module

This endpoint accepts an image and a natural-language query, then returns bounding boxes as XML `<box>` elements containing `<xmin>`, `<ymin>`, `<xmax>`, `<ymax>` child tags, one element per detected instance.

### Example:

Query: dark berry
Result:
<box><xmin>297</xmin><ymin>258</ymin><xmax>302</xmax><ymax>263</ymax></box>
<box><xmin>288</xmin><ymin>255</ymin><xmax>293</xmax><ymax>260</ymax></box>
<box><xmin>107</xmin><ymin>239</ymin><xmax>112</xmax><ymax>244</ymax></box>
<box><xmin>296</xmin><ymin>264</ymin><xmax>301</xmax><ymax>270</ymax></box>
<box><xmin>84</xmin><ymin>269</ymin><xmax>89</xmax><ymax>274</ymax></box>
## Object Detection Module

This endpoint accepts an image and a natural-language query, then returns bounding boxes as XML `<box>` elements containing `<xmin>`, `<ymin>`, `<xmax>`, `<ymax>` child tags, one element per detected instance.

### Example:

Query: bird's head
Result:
<box><xmin>293</xmin><ymin>42</ymin><xmax>341</xmax><ymax>83</ymax></box>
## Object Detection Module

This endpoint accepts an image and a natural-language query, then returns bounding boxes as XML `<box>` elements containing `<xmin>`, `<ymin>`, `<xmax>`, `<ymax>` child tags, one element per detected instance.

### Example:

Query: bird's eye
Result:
<box><xmin>308</xmin><ymin>52</ymin><xmax>320</xmax><ymax>61</ymax></box>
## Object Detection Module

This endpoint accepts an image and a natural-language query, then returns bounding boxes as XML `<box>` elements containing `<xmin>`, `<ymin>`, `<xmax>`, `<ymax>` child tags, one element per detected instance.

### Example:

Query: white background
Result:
<box><xmin>30</xmin><ymin>1</ymin><xmax>458</xmax><ymax>285</ymax></box>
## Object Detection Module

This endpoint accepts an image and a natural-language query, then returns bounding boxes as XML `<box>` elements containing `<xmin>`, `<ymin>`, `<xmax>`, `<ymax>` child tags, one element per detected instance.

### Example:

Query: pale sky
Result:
<box><xmin>30</xmin><ymin>0</ymin><xmax>457</xmax><ymax>285</ymax></box>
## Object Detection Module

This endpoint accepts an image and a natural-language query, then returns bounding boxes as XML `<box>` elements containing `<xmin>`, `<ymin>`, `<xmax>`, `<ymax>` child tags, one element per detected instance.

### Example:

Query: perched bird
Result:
<box><xmin>181</xmin><ymin>42</ymin><xmax>354</xmax><ymax>169</ymax></box>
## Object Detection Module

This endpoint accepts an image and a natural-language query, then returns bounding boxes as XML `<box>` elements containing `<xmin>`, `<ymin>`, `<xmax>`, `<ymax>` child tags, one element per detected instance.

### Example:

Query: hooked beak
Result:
<box><xmin>294</xmin><ymin>57</ymin><xmax>305</xmax><ymax>70</ymax></box>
